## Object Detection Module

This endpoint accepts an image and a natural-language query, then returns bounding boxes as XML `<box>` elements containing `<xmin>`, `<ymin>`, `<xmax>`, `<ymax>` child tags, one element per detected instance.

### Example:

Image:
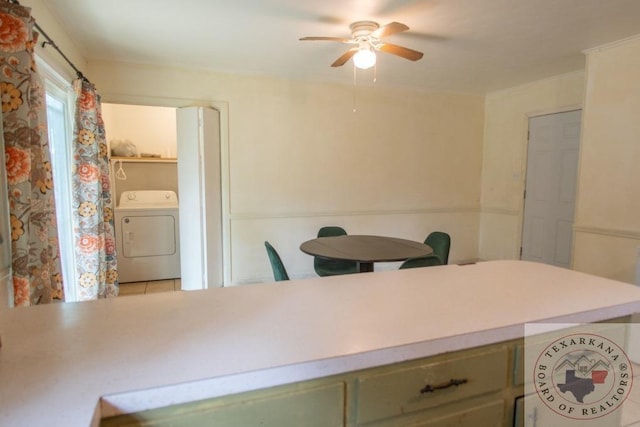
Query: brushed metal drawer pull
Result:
<box><xmin>420</xmin><ymin>378</ymin><xmax>468</xmax><ymax>394</ymax></box>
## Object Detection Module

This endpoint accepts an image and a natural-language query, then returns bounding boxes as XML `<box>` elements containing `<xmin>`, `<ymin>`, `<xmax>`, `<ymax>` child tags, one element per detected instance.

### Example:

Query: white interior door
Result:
<box><xmin>177</xmin><ymin>107</ymin><xmax>223</xmax><ymax>289</ymax></box>
<box><xmin>521</xmin><ymin>110</ymin><xmax>581</xmax><ymax>268</ymax></box>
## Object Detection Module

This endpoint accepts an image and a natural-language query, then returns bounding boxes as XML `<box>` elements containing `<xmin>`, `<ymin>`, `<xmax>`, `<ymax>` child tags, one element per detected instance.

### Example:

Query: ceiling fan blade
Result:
<box><xmin>299</xmin><ymin>36</ymin><xmax>352</xmax><ymax>43</ymax></box>
<box><xmin>371</xmin><ymin>22</ymin><xmax>409</xmax><ymax>39</ymax></box>
<box><xmin>331</xmin><ymin>48</ymin><xmax>358</xmax><ymax>67</ymax></box>
<box><xmin>378</xmin><ymin>43</ymin><xmax>424</xmax><ymax>61</ymax></box>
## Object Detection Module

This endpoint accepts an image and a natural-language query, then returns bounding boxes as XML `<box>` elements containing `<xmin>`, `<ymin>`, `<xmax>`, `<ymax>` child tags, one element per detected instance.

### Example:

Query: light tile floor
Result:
<box><xmin>118</xmin><ymin>278</ymin><xmax>181</xmax><ymax>296</ymax></box>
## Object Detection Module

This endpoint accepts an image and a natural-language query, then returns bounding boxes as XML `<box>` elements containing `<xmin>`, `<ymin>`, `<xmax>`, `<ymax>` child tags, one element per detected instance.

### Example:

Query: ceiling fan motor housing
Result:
<box><xmin>350</xmin><ymin>21</ymin><xmax>380</xmax><ymax>40</ymax></box>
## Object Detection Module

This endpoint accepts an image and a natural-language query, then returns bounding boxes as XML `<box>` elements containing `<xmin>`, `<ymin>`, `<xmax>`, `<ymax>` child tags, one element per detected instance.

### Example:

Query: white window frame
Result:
<box><xmin>0</xmin><ymin>116</ymin><xmax>13</xmax><ymax>307</ymax></box>
<box><xmin>37</xmin><ymin>57</ymin><xmax>78</xmax><ymax>302</ymax></box>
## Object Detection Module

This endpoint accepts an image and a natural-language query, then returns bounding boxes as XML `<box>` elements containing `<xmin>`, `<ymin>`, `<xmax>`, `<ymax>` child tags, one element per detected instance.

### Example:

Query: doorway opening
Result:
<box><xmin>102</xmin><ymin>103</ymin><xmax>181</xmax><ymax>285</ymax></box>
<box><xmin>104</xmin><ymin>104</ymin><xmax>225</xmax><ymax>291</ymax></box>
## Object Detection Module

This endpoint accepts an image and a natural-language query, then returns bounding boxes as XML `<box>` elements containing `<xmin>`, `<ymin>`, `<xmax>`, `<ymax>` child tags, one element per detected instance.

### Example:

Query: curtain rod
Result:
<box><xmin>9</xmin><ymin>0</ymin><xmax>91</xmax><ymax>84</ymax></box>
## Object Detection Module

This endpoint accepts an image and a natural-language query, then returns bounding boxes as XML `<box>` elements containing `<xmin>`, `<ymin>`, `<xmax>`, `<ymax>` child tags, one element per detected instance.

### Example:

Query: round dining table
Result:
<box><xmin>300</xmin><ymin>235</ymin><xmax>433</xmax><ymax>273</ymax></box>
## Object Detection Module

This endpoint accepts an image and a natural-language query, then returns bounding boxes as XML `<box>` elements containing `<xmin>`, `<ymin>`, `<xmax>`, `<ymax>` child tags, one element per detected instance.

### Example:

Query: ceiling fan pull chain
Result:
<box><xmin>353</xmin><ymin>64</ymin><xmax>357</xmax><ymax>113</ymax></box>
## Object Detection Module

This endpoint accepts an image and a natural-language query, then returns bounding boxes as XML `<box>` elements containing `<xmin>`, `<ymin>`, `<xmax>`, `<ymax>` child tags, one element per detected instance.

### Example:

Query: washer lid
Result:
<box><xmin>119</xmin><ymin>190</ymin><xmax>179</xmax><ymax>207</ymax></box>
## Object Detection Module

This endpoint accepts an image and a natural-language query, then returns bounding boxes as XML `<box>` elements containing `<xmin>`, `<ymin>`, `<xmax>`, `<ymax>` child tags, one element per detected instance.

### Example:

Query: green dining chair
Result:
<box><xmin>313</xmin><ymin>226</ymin><xmax>359</xmax><ymax>277</ymax></box>
<box><xmin>424</xmin><ymin>231</ymin><xmax>451</xmax><ymax>265</ymax></box>
<box><xmin>264</xmin><ymin>241</ymin><xmax>290</xmax><ymax>281</ymax></box>
<box><xmin>399</xmin><ymin>254</ymin><xmax>443</xmax><ymax>269</ymax></box>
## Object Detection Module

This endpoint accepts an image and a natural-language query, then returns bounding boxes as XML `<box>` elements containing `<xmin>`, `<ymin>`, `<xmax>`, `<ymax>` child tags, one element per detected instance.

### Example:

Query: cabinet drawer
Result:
<box><xmin>412</xmin><ymin>399</ymin><xmax>504</xmax><ymax>427</ymax></box>
<box><xmin>356</xmin><ymin>346</ymin><xmax>508</xmax><ymax>424</ymax></box>
<box><xmin>101</xmin><ymin>382</ymin><xmax>345</xmax><ymax>427</ymax></box>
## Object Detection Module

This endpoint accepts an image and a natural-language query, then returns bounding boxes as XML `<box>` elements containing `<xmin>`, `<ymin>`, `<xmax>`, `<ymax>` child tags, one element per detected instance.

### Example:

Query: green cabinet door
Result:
<box><xmin>101</xmin><ymin>382</ymin><xmax>345</xmax><ymax>427</ymax></box>
<box><xmin>412</xmin><ymin>399</ymin><xmax>504</xmax><ymax>427</ymax></box>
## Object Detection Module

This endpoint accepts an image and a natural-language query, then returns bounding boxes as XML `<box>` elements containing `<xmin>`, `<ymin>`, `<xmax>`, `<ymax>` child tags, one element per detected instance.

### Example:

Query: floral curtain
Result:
<box><xmin>72</xmin><ymin>79</ymin><xmax>118</xmax><ymax>300</ymax></box>
<box><xmin>0</xmin><ymin>2</ymin><xmax>64</xmax><ymax>306</ymax></box>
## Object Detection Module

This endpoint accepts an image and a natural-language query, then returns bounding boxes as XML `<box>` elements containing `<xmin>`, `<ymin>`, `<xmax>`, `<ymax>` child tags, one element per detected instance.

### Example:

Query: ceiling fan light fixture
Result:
<box><xmin>300</xmin><ymin>20</ymin><xmax>422</xmax><ymax>70</ymax></box>
<box><xmin>353</xmin><ymin>48</ymin><xmax>376</xmax><ymax>69</ymax></box>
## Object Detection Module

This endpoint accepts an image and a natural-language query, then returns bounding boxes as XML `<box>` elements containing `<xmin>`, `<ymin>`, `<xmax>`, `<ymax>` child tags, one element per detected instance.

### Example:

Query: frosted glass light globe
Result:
<box><xmin>353</xmin><ymin>49</ymin><xmax>376</xmax><ymax>69</ymax></box>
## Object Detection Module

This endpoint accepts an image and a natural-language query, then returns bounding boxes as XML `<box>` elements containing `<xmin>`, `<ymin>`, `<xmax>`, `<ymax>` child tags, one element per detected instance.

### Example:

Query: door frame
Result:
<box><xmin>100</xmin><ymin>93</ymin><xmax>231</xmax><ymax>287</ymax></box>
<box><xmin>519</xmin><ymin>105</ymin><xmax>582</xmax><ymax>267</ymax></box>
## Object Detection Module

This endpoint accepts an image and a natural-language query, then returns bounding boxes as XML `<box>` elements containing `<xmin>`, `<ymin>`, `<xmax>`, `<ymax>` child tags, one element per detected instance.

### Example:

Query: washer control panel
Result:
<box><xmin>118</xmin><ymin>190</ymin><xmax>179</xmax><ymax>207</ymax></box>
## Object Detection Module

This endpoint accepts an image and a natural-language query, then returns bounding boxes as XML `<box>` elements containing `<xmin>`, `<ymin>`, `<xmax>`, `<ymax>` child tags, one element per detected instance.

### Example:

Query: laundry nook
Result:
<box><xmin>103</xmin><ymin>103</ymin><xmax>181</xmax><ymax>285</ymax></box>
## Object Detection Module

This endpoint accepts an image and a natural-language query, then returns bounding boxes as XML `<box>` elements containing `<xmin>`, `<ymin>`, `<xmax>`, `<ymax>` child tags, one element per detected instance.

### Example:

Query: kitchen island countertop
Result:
<box><xmin>2</xmin><ymin>260</ymin><xmax>640</xmax><ymax>426</ymax></box>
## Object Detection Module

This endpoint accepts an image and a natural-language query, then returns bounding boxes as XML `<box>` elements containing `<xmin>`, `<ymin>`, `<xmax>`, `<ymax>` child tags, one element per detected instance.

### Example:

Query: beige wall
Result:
<box><xmin>573</xmin><ymin>37</ymin><xmax>640</xmax><ymax>282</ymax></box>
<box><xmin>21</xmin><ymin>0</ymin><xmax>640</xmax><ymax>286</ymax></box>
<box><xmin>102</xmin><ymin>104</ymin><xmax>177</xmax><ymax>158</ymax></box>
<box><xmin>110</xmin><ymin>161</ymin><xmax>178</xmax><ymax>206</ymax></box>
<box><xmin>481</xmin><ymin>37</ymin><xmax>640</xmax><ymax>284</ymax></box>
<box><xmin>87</xmin><ymin>61</ymin><xmax>485</xmax><ymax>283</ymax></box>
<box><xmin>480</xmin><ymin>72</ymin><xmax>585</xmax><ymax>260</ymax></box>
<box><xmin>24</xmin><ymin>0</ymin><xmax>86</xmax><ymax>81</ymax></box>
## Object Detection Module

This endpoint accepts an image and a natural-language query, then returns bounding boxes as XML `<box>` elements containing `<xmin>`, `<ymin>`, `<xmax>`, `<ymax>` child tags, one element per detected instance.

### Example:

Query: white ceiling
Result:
<box><xmin>43</xmin><ymin>0</ymin><xmax>640</xmax><ymax>94</ymax></box>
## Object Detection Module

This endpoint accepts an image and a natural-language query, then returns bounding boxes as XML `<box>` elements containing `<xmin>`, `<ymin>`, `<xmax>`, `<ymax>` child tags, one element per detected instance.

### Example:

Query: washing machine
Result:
<box><xmin>115</xmin><ymin>190</ymin><xmax>181</xmax><ymax>283</ymax></box>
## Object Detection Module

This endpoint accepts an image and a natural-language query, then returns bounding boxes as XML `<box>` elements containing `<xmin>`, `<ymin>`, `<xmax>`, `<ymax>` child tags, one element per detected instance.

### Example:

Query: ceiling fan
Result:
<box><xmin>299</xmin><ymin>21</ymin><xmax>424</xmax><ymax>69</ymax></box>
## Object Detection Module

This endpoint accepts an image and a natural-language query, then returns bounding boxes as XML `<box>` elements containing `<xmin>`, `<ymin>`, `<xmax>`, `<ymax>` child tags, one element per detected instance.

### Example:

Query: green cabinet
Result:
<box><xmin>511</xmin><ymin>320</ymin><xmax>630</xmax><ymax>427</ymax></box>
<box><xmin>101</xmin><ymin>382</ymin><xmax>345</xmax><ymax>427</ymax></box>
<box><xmin>101</xmin><ymin>340</ymin><xmax>523</xmax><ymax>427</ymax></box>
<box><xmin>355</xmin><ymin>346</ymin><xmax>508</xmax><ymax>424</ymax></box>
<box><xmin>410</xmin><ymin>399</ymin><xmax>505</xmax><ymax>427</ymax></box>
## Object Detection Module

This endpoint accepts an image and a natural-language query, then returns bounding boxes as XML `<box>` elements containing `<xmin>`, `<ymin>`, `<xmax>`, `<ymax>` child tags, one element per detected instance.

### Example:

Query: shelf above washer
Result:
<box><xmin>111</xmin><ymin>156</ymin><xmax>177</xmax><ymax>163</ymax></box>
